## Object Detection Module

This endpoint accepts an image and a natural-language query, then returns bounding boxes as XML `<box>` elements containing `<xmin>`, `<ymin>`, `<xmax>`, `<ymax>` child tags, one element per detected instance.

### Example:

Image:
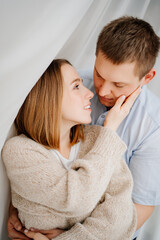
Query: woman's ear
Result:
<box><xmin>142</xmin><ymin>68</ymin><xmax>156</xmax><ymax>86</ymax></box>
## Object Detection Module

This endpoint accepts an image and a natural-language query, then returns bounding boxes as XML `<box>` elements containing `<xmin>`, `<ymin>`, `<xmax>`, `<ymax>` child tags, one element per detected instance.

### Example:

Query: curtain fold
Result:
<box><xmin>0</xmin><ymin>1</ymin><xmax>94</xmax><ymax>239</ymax></box>
<box><xmin>0</xmin><ymin>0</ymin><xmax>160</xmax><ymax>239</ymax></box>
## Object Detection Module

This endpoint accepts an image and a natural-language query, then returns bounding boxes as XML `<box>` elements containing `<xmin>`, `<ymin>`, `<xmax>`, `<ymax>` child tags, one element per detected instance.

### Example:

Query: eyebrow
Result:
<box><xmin>95</xmin><ymin>67</ymin><xmax>105</xmax><ymax>80</ymax></box>
<box><xmin>95</xmin><ymin>67</ymin><xmax>128</xmax><ymax>85</ymax></box>
<box><xmin>71</xmin><ymin>78</ymin><xmax>83</xmax><ymax>84</ymax></box>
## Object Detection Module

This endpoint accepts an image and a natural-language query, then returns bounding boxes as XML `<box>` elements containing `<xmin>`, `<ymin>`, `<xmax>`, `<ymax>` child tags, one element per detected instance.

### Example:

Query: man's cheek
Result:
<box><xmin>117</xmin><ymin>88</ymin><xmax>133</xmax><ymax>98</ymax></box>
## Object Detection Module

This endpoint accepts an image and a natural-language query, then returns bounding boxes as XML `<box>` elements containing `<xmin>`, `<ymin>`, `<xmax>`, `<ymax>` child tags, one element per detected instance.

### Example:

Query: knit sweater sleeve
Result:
<box><xmin>53</xmin><ymin>158</ymin><xmax>137</xmax><ymax>240</ymax></box>
<box><xmin>2</xmin><ymin>126</ymin><xmax>126</xmax><ymax>217</ymax></box>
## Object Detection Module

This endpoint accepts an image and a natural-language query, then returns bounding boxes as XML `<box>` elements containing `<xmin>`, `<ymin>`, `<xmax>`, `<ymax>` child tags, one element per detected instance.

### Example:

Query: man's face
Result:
<box><xmin>94</xmin><ymin>51</ymin><xmax>144</xmax><ymax>107</ymax></box>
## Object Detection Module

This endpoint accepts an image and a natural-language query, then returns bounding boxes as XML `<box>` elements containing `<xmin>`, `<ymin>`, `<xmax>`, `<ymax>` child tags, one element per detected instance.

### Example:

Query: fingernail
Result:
<box><xmin>24</xmin><ymin>229</ymin><xmax>28</xmax><ymax>233</ymax></box>
<box><xmin>30</xmin><ymin>228</ymin><xmax>34</xmax><ymax>231</ymax></box>
<box><xmin>121</xmin><ymin>95</ymin><xmax>126</xmax><ymax>100</ymax></box>
<box><xmin>17</xmin><ymin>225</ymin><xmax>21</xmax><ymax>231</ymax></box>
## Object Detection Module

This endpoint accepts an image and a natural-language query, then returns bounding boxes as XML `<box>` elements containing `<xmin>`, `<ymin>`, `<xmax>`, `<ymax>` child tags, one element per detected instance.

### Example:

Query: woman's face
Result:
<box><xmin>61</xmin><ymin>64</ymin><xmax>94</xmax><ymax>128</ymax></box>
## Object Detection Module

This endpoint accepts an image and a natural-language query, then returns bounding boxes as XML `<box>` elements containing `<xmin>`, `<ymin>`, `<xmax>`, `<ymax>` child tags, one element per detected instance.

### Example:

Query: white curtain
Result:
<box><xmin>0</xmin><ymin>0</ymin><xmax>160</xmax><ymax>239</ymax></box>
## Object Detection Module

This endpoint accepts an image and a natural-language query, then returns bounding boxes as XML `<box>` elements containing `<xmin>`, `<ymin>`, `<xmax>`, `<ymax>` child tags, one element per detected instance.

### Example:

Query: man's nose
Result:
<box><xmin>98</xmin><ymin>82</ymin><xmax>112</xmax><ymax>96</ymax></box>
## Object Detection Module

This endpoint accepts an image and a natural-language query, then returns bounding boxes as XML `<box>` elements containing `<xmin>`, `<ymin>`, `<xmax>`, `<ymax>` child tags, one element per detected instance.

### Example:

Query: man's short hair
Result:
<box><xmin>96</xmin><ymin>16</ymin><xmax>160</xmax><ymax>79</ymax></box>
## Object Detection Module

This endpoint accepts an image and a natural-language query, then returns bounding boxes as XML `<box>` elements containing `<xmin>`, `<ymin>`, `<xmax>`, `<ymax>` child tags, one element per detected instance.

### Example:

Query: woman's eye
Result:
<box><xmin>96</xmin><ymin>72</ymin><xmax>101</xmax><ymax>77</ymax></box>
<box><xmin>74</xmin><ymin>84</ymin><xmax>80</xmax><ymax>90</ymax></box>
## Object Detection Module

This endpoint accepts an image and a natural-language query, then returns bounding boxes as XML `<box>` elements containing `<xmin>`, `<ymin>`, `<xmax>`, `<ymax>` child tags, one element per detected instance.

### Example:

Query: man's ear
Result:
<box><xmin>142</xmin><ymin>68</ymin><xmax>156</xmax><ymax>86</ymax></box>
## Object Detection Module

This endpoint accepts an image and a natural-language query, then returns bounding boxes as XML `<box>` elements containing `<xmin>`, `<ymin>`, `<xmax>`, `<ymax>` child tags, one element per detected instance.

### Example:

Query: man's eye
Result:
<box><xmin>115</xmin><ymin>84</ymin><xmax>125</xmax><ymax>88</ymax></box>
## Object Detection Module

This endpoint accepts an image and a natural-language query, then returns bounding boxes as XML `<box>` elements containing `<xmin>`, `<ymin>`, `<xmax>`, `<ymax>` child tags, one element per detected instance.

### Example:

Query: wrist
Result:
<box><xmin>104</xmin><ymin>121</ymin><xmax>117</xmax><ymax>132</ymax></box>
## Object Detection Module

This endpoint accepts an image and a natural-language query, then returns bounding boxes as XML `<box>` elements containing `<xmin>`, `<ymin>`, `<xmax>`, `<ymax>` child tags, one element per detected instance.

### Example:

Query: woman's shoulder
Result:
<box><xmin>3</xmin><ymin>134</ymin><xmax>39</xmax><ymax>152</ymax></box>
<box><xmin>2</xmin><ymin>134</ymin><xmax>49</xmax><ymax>165</ymax></box>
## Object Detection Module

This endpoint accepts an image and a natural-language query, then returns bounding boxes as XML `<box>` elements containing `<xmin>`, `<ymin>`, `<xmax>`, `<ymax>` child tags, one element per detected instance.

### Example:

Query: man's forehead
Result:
<box><xmin>95</xmin><ymin>66</ymin><xmax>132</xmax><ymax>84</ymax></box>
<box><xmin>94</xmin><ymin>60</ymin><xmax>139</xmax><ymax>84</ymax></box>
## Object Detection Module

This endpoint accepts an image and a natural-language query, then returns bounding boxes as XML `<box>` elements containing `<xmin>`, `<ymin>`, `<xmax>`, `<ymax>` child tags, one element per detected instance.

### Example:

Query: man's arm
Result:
<box><xmin>134</xmin><ymin>203</ymin><xmax>154</xmax><ymax>230</ymax></box>
<box><xmin>8</xmin><ymin>203</ymin><xmax>30</xmax><ymax>240</ymax></box>
<box><xmin>129</xmin><ymin>128</ymin><xmax>160</xmax><ymax>231</ymax></box>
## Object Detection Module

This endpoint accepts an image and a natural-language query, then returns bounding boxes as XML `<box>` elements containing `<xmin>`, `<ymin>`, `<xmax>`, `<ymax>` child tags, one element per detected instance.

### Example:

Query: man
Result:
<box><xmin>8</xmin><ymin>16</ymin><xmax>160</xmax><ymax>240</ymax></box>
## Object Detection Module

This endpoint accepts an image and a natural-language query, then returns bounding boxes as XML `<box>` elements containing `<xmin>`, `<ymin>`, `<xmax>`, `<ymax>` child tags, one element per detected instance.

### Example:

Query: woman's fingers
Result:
<box><xmin>104</xmin><ymin>86</ymin><xmax>141</xmax><ymax>131</ymax></box>
<box><xmin>121</xmin><ymin>86</ymin><xmax>141</xmax><ymax>110</ymax></box>
<box><xmin>24</xmin><ymin>230</ymin><xmax>49</xmax><ymax>240</ymax></box>
<box><xmin>114</xmin><ymin>95</ymin><xmax>126</xmax><ymax>108</ymax></box>
<box><xmin>113</xmin><ymin>86</ymin><xmax>141</xmax><ymax>112</ymax></box>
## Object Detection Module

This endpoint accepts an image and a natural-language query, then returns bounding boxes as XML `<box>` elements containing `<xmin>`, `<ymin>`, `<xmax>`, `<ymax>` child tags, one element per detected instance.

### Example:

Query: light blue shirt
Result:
<box><xmin>80</xmin><ymin>69</ymin><xmax>160</xmax><ymax>238</ymax></box>
<box><xmin>91</xmin><ymin>85</ymin><xmax>160</xmax><ymax>205</ymax></box>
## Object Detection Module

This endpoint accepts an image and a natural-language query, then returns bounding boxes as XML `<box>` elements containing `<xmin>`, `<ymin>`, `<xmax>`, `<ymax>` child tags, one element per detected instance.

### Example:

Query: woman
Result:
<box><xmin>2</xmin><ymin>59</ymin><xmax>140</xmax><ymax>240</ymax></box>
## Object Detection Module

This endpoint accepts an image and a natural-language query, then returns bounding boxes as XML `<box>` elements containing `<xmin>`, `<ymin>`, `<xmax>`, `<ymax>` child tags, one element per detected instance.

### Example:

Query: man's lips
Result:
<box><xmin>99</xmin><ymin>96</ymin><xmax>114</xmax><ymax>102</ymax></box>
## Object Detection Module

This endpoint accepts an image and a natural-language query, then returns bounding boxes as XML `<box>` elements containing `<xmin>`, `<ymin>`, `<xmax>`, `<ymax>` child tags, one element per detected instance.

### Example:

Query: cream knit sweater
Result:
<box><xmin>2</xmin><ymin>125</ymin><xmax>136</xmax><ymax>240</ymax></box>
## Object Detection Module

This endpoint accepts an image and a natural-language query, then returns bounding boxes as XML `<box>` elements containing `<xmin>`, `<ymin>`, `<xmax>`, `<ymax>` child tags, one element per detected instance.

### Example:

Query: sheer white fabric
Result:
<box><xmin>0</xmin><ymin>0</ymin><xmax>160</xmax><ymax>239</ymax></box>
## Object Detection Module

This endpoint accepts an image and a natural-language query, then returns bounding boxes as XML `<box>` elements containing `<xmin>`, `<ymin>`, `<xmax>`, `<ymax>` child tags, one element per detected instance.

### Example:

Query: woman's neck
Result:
<box><xmin>59</xmin><ymin>126</ymin><xmax>71</xmax><ymax>159</ymax></box>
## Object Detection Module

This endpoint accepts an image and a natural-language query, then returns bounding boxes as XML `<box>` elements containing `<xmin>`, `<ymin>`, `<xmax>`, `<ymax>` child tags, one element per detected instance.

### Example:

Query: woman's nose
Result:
<box><xmin>85</xmin><ymin>87</ymin><xmax>94</xmax><ymax>100</ymax></box>
<box><xmin>89</xmin><ymin>90</ymin><xmax>94</xmax><ymax>99</ymax></box>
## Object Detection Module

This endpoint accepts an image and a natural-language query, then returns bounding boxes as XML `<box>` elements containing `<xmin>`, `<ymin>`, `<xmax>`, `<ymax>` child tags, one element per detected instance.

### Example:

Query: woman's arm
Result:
<box><xmin>53</xmin><ymin>158</ymin><xmax>137</xmax><ymax>240</ymax></box>
<box><xmin>2</xmin><ymin>126</ymin><xmax>126</xmax><ymax>217</ymax></box>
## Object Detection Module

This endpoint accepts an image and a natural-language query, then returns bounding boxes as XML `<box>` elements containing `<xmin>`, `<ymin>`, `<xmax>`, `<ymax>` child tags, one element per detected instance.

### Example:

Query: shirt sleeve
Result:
<box><xmin>129</xmin><ymin>127</ymin><xmax>160</xmax><ymax>205</ymax></box>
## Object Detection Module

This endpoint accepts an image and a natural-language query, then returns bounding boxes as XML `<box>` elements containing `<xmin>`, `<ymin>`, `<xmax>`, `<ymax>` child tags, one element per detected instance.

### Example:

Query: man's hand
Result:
<box><xmin>29</xmin><ymin>228</ymin><xmax>65</xmax><ymax>239</ymax></box>
<box><xmin>8</xmin><ymin>204</ymin><xmax>30</xmax><ymax>240</ymax></box>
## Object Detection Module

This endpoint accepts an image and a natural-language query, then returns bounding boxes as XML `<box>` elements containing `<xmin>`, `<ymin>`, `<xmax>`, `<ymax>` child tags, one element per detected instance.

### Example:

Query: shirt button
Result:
<box><xmin>101</xmin><ymin>115</ymin><xmax>105</xmax><ymax>118</ymax></box>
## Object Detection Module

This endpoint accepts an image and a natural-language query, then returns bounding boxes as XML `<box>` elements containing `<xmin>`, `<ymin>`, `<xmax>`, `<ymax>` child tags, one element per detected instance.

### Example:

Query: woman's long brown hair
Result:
<box><xmin>15</xmin><ymin>59</ymin><xmax>84</xmax><ymax>149</ymax></box>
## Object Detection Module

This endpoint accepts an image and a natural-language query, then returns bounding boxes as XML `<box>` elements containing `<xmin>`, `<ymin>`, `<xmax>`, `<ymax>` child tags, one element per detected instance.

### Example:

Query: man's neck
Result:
<box><xmin>106</xmin><ymin>106</ymin><xmax>112</xmax><ymax>111</ymax></box>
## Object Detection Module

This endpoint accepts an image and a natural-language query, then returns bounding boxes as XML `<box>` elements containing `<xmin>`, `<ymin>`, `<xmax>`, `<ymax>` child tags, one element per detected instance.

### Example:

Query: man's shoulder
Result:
<box><xmin>138</xmin><ymin>86</ymin><xmax>160</xmax><ymax>125</ymax></box>
<box><xmin>116</xmin><ymin>87</ymin><xmax>160</xmax><ymax>153</ymax></box>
